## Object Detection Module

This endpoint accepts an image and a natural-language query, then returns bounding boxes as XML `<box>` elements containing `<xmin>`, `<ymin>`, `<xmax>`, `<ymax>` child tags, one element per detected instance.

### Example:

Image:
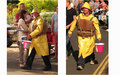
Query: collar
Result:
<box><xmin>34</xmin><ymin>15</ymin><xmax>40</xmax><ymax>20</ymax></box>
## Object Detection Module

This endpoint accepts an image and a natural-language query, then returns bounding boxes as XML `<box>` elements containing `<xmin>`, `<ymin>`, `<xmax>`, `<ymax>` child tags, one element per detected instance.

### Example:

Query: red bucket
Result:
<box><xmin>23</xmin><ymin>41</ymin><xmax>31</xmax><ymax>49</ymax></box>
<box><xmin>95</xmin><ymin>43</ymin><xmax>104</xmax><ymax>53</ymax></box>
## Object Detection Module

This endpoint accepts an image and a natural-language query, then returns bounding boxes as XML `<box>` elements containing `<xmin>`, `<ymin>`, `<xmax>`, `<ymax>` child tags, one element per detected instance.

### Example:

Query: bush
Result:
<box><xmin>7</xmin><ymin>0</ymin><xmax>58</xmax><ymax>24</ymax></box>
<box><xmin>17</xmin><ymin>0</ymin><xmax>58</xmax><ymax>13</ymax></box>
<box><xmin>7</xmin><ymin>6</ymin><xmax>20</xmax><ymax>24</ymax></box>
<box><xmin>40</xmin><ymin>12</ymin><xmax>55</xmax><ymax>25</ymax></box>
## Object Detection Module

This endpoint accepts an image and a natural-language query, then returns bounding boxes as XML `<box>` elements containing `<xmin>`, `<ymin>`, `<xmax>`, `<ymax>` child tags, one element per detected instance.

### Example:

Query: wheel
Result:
<box><xmin>48</xmin><ymin>43</ymin><xmax>51</xmax><ymax>55</ymax></box>
<box><xmin>7</xmin><ymin>40</ymin><xmax>13</xmax><ymax>47</ymax></box>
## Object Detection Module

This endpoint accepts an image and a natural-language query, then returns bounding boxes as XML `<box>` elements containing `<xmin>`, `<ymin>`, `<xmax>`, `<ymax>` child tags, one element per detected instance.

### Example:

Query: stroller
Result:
<box><xmin>94</xmin><ymin>8</ymin><xmax>108</xmax><ymax>29</ymax></box>
<box><xmin>46</xmin><ymin>30</ymin><xmax>55</xmax><ymax>55</ymax></box>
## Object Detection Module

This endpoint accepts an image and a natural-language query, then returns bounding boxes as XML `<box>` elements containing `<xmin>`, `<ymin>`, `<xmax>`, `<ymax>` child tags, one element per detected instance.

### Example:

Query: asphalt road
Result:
<box><xmin>66</xmin><ymin>27</ymin><xmax>108</xmax><ymax>75</ymax></box>
<box><xmin>7</xmin><ymin>26</ymin><xmax>108</xmax><ymax>75</ymax></box>
<box><xmin>7</xmin><ymin>43</ymin><xmax>58</xmax><ymax>75</ymax></box>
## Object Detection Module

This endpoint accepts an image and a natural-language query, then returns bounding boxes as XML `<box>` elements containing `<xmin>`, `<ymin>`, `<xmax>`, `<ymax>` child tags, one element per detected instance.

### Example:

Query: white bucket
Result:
<box><xmin>23</xmin><ymin>40</ymin><xmax>31</xmax><ymax>49</ymax></box>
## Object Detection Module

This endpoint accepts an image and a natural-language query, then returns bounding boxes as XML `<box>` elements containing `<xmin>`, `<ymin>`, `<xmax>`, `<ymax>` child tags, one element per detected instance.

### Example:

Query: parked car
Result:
<box><xmin>7</xmin><ymin>24</ymin><xmax>17</xmax><ymax>47</ymax></box>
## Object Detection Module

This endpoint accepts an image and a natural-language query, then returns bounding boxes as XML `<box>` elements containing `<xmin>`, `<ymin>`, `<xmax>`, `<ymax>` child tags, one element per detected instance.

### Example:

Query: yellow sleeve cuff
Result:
<box><xmin>97</xmin><ymin>34</ymin><xmax>102</xmax><ymax>40</ymax></box>
<box><xmin>68</xmin><ymin>30</ymin><xmax>72</xmax><ymax>34</ymax></box>
<box><xmin>30</xmin><ymin>30</ymin><xmax>39</xmax><ymax>38</ymax></box>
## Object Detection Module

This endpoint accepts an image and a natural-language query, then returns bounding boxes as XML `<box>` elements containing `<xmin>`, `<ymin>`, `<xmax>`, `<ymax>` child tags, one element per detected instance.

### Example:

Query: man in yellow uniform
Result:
<box><xmin>68</xmin><ymin>2</ymin><xmax>101</xmax><ymax>70</ymax></box>
<box><xmin>22</xmin><ymin>8</ymin><xmax>51</xmax><ymax>71</ymax></box>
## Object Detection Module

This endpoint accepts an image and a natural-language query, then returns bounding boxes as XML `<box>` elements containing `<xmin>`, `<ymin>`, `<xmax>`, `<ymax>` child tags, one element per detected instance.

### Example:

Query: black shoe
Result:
<box><xmin>43</xmin><ymin>66</ymin><xmax>51</xmax><ymax>71</ymax></box>
<box><xmin>77</xmin><ymin>66</ymin><xmax>83</xmax><ymax>70</ymax></box>
<box><xmin>21</xmin><ymin>65</ymin><xmax>32</xmax><ymax>70</ymax></box>
<box><xmin>90</xmin><ymin>60</ymin><xmax>98</xmax><ymax>65</ymax></box>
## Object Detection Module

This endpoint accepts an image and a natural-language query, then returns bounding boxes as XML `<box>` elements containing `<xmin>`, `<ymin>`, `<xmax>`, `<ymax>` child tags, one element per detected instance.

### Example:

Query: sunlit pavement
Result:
<box><xmin>7</xmin><ymin>43</ymin><xmax>58</xmax><ymax>75</ymax></box>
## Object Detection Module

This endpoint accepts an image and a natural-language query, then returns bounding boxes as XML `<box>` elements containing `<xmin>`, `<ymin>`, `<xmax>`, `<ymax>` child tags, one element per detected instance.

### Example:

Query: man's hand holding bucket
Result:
<box><xmin>27</xmin><ymin>34</ymin><xmax>32</xmax><ymax>40</ymax></box>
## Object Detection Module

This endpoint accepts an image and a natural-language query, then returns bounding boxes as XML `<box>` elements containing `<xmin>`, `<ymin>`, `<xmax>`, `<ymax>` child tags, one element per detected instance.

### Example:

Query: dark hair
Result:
<box><xmin>55</xmin><ymin>6</ymin><xmax>58</xmax><ymax>11</ymax></box>
<box><xmin>66</xmin><ymin>0</ymin><xmax>71</xmax><ymax>4</ymax></box>
<box><xmin>20</xmin><ymin>10</ymin><xmax>27</xmax><ymax>20</ymax></box>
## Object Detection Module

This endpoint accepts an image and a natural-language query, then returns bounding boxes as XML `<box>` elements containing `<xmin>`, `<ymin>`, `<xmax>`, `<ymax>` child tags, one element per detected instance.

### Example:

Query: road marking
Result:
<box><xmin>93</xmin><ymin>54</ymin><xmax>108</xmax><ymax>75</ymax></box>
<box><xmin>98</xmin><ymin>59</ymin><xmax>108</xmax><ymax>75</ymax></box>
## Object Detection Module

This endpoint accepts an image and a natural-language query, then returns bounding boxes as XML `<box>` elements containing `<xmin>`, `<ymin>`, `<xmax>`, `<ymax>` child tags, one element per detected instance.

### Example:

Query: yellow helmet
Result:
<box><xmin>81</xmin><ymin>2</ymin><xmax>91</xmax><ymax>10</ymax></box>
<box><xmin>32</xmin><ymin>8</ymin><xmax>39</xmax><ymax>13</ymax></box>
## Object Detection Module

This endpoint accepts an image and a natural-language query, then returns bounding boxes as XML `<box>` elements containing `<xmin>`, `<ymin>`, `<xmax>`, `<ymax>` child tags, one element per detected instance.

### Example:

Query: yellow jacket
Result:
<box><xmin>68</xmin><ymin>13</ymin><xmax>101</xmax><ymax>58</ymax></box>
<box><xmin>29</xmin><ymin>16</ymin><xmax>49</xmax><ymax>56</ymax></box>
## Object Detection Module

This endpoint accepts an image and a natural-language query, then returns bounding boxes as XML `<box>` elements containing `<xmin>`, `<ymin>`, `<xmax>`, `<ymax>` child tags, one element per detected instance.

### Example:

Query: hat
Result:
<box><xmin>32</xmin><ymin>8</ymin><xmax>39</xmax><ymax>13</ymax></box>
<box><xmin>81</xmin><ymin>2</ymin><xmax>91</xmax><ymax>10</ymax></box>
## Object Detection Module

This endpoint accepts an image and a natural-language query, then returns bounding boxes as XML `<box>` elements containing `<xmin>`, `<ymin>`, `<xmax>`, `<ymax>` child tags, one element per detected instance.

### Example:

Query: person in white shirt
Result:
<box><xmin>18</xmin><ymin>10</ymin><xmax>29</xmax><ymax>68</ymax></box>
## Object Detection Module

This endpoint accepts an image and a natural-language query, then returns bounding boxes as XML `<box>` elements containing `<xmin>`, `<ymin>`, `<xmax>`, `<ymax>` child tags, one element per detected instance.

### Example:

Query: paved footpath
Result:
<box><xmin>7</xmin><ymin>43</ymin><xmax>58</xmax><ymax>75</ymax></box>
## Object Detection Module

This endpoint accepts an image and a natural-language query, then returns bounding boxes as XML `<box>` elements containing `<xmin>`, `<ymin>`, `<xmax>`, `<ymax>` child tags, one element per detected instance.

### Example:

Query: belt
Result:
<box><xmin>78</xmin><ymin>29</ymin><xmax>91</xmax><ymax>33</ymax></box>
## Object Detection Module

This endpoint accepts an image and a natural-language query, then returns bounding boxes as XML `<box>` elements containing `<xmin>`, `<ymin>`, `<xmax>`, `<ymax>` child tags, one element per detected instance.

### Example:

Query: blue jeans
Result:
<box><xmin>66</xmin><ymin>33</ymin><xmax>73</xmax><ymax>56</ymax></box>
<box><xmin>77</xmin><ymin>55</ymin><xmax>85</xmax><ymax>67</ymax></box>
<box><xmin>77</xmin><ymin>53</ymin><xmax>95</xmax><ymax>67</ymax></box>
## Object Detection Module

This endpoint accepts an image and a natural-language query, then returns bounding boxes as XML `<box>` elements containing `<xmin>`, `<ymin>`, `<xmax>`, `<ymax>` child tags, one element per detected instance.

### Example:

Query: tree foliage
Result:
<box><xmin>7</xmin><ymin>0</ymin><xmax>58</xmax><ymax>24</ymax></box>
<box><xmin>17</xmin><ymin>0</ymin><xmax>58</xmax><ymax>13</ymax></box>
